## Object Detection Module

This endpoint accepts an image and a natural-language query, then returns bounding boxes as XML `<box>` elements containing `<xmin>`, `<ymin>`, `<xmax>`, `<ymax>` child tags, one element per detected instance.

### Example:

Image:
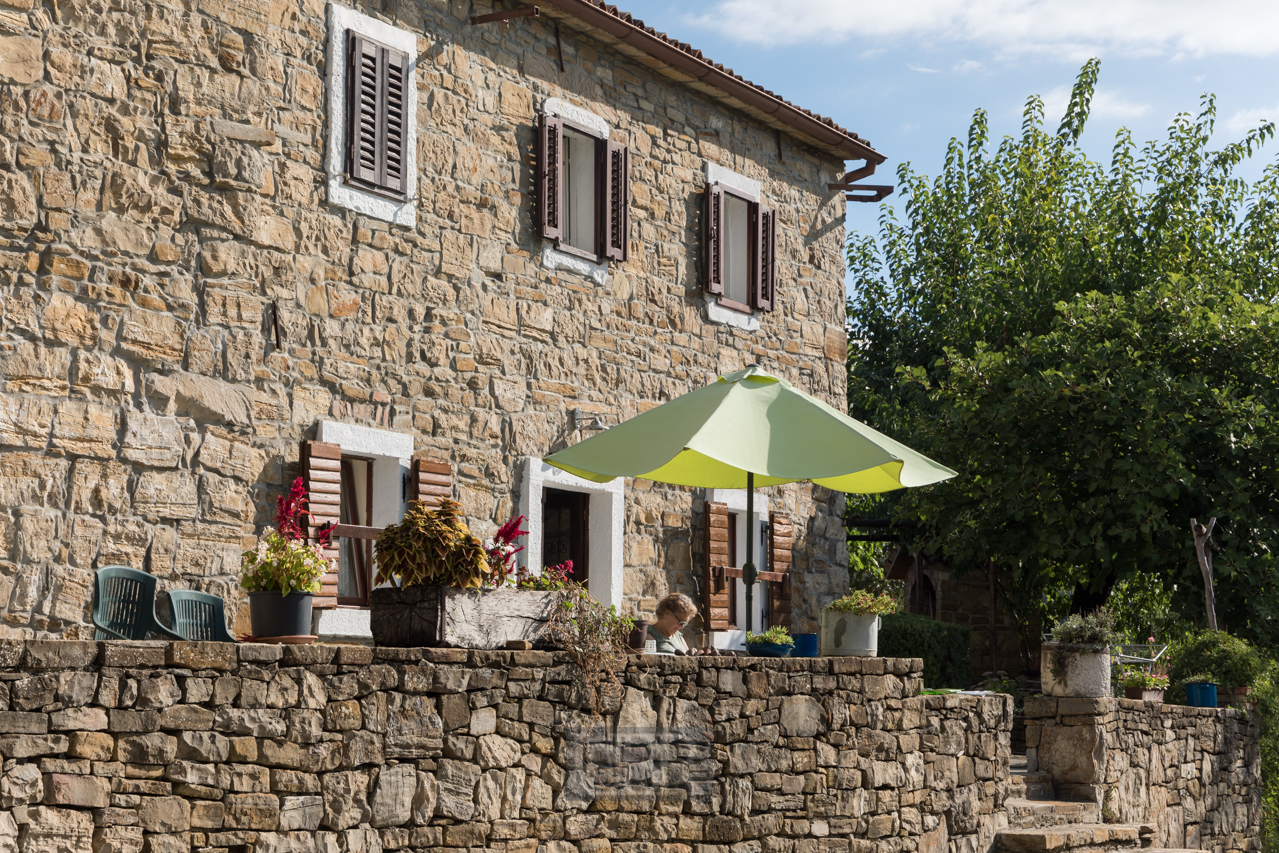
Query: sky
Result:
<box><xmin>608</xmin><ymin>0</ymin><xmax>1279</xmax><ymax>290</ymax></box>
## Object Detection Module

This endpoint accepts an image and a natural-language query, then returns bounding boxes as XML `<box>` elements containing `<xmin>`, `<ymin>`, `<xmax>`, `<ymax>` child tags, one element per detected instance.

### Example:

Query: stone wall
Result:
<box><xmin>0</xmin><ymin>641</ymin><xmax>1012</xmax><ymax>853</ymax></box>
<box><xmin>1025</xmin><ymin>696</ymin><xmax>1261</xmax><ymax>852</ymax></box>
<box><xmin>0</xmin><ymin>0</ymin><xmax>852</xmax><ymax>638</ymax></box>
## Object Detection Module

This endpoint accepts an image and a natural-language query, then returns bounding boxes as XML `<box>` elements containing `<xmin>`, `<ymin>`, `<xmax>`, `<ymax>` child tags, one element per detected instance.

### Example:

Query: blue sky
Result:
<box><xmin>611</xmin><ymin>0</ymin><xmax>1279</xmax><ymax>285</ymax></box>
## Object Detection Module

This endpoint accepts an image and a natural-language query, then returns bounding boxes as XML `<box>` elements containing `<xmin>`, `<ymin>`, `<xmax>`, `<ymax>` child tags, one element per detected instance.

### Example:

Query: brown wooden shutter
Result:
<box><xmin>345</xmin><ymin>32</ymin><xmax>409</xmax><ymax>197</ymax></box>
<box><xmin>704</xmin><ymin>184</ymin><xmax>725</xmax><ymax>295</ymax></box>
<box><xmin>768</xmin><ymin>512</ymin><xmax>792</xmax><ymax>629</ymax></box>
<box><xmin>754</xmin><ymin>205</ymin><xmax>777</xmax><ymax>312</ymax></box>
<box><xmin>411</xmin><ymin>458</ymin><xmax>453</xmax><ymax>509</ymax></box>
<box><xmin>702</xmin><ymin>501</ymin><xmax>731</xmax><ymax>631</ymax></box>
<box><xmin>300</xmin><ymin>441</ymin><xmax>342</xmax><ymax>609</ymax></box>
<box><xmin>538</xmin><ymin>115</ymin><xmax>564</xmax><ymax>240</ymax></box>
<box><xmin>601</xmin><ymin>140</ymin><xmax>629</xmax><ymax>261</ymax></box>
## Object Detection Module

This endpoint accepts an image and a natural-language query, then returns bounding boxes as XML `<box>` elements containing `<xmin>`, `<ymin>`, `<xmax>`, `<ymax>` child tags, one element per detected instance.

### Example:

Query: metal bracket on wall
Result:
<box><xmin>471</xmin><ymin>6</ymin><xmax>539</xmax><ymax>24</ymax></box>
<box><xmin>843</xmin><ymin>185</ymin><xmax>894</xmax><ymax>203</ymax></box>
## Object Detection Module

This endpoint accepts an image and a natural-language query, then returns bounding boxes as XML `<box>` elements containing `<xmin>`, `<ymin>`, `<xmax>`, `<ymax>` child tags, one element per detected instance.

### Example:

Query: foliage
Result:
<box><xmin>1169</xmin><ymin>630</ymin><xmax>1267</xmax><ymax>689</ymax></box>
<box><xmin>978</xmin><ymin>670</ymin><xmax>1028</xmax><ymax>711</ymax></box>
<box><xmin>240</xmin><ymin>531</ymin><xmax>326</xmax><ymax>596</ymax></box>
<box><xmin>745</xmin><ymin>626</ymin><xmax>794</xmax><ymax>646</ymax></box>
<box><xmin>1253</xmin><ymin>662</ymin><xmax>1279</xmax><ymax>850</ymax></box>
<box><xmin>827</xmin><ymin>589</ymin><xmax>902</xmax><ymax>616</ymax></box>
<box><xmin>374</xmin><ymin>499</ymin><xmax>490</xmax><ymax>590</ymax></box>
<box><xmin>846</xmin><ymin>57</ymin><xmax>1279</xmax><ymax>647</ymax></box>
<box><xmin>878</xmin><ymin>613</ymin><xmax>972</xmax><ymax>688</ymax></box>
<box><xmin>1107</xmin><ymin>573</ymin><xmax>1177</xmax><ymax>645</ymax></box>
<box><xmin>1118</xmin><ymin>667</ymin><xmax>1170</xmax><ymax>690</ymax></box>
<box><xmin>484</xmin><ymin>515</ymin><xmax>528</xmax><ymax>587</ymax></box>
<box><xmin>1050</xmin><ymin>608</ymin><xmax>1119</xmax><ymax>649</ymax></box>
<box><xmin>845</xmin><ymin>493</ymin><xmax>889</xmax><ymax>587</ymax></box>
<box><xmin>545</xmin><ymin>583</ymin><xmax>634</xmax><ymax>714</ymax></box>
<box><xmin>516</xmin><ymin>561</ymin><xmax>573</xmax><ymax>591</ymax></box>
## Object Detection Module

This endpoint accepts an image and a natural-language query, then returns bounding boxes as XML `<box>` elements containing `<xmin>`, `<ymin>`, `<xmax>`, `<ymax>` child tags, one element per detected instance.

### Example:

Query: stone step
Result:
<box><xmin>1010</xmin><ymin>771</ymin><xmax>1055</xmax><ymax>800</ymax></box>
<box><xmin>995</xmin><ymin>823</ymin><xmax>1143</xmax><ymax>853</ymax></box>
<box><xmin>1005</xmin><ymin>798</ymin><xmax>1101</xmax><ymax>829</ymax></box>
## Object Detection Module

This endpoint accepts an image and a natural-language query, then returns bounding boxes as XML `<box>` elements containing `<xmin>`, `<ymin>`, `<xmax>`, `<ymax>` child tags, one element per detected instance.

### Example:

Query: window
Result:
<box><xmin>704</xmin><ymin>182</ymin><xmax>777</xmax><ymax>313</ymax></box>
<box><xmin>338</xmin><ymin>455</ymin><xmax>373</xmax><ymax>605</ymax></box>
<box><xmin>539</xmin><ymin>114</ymin><xmax>630</xmax><ymax>262</ymax></box>
<box><xmin>344</xmin><ymin>32</ymin><xmax>409</xmax><ymax>199</ymax></box>
<box><xmin>542</xmin><ymin>488</ymin><xmax>589</xmax><ymax>585</ymax></box>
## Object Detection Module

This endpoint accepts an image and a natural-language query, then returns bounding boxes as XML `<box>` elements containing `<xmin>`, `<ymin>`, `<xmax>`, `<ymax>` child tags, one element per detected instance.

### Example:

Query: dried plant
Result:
<box><xmin>546</xmin><ymin>583</ymin><xmax>634</xmax><ymax>714</ymax></box>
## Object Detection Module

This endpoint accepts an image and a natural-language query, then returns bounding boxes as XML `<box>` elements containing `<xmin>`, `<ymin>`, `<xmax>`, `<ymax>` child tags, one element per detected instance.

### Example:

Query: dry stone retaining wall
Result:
<box><xmin>0</xmin><ymin>641</ymin><xmax>1013</xmax><ymax>853</ymax></box>
<box><xmin>1025</xmin><ymin>696</ymin><xmax>1261</xmax><ymax>852</ymax></box>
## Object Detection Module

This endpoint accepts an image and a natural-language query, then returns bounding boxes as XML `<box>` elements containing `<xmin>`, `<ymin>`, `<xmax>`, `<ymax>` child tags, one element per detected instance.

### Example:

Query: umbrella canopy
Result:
<box><xmin>544</xmin><ymin>366</ymin><xmax>956</xmax><ymax>493</ymax></box>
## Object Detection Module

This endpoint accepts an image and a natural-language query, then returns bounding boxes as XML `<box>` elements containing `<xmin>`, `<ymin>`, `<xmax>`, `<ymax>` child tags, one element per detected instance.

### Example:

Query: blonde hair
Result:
<box><xmin>655</xmin><ymin>592</ymin><xmax>698</xmax><ymax>622</ymax></box>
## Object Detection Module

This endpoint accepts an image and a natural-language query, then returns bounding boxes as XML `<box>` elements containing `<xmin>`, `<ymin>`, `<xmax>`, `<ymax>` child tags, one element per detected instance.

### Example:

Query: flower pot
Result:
<box><xmin>627</xmin><ymin>620</ymin><xmax>651</xmax><ymax>653</ymax></box>
<box><xmin>1124</xmin><ymin>686</ymin><xmax>1165</xmax><ymax>703</ymax></box>
<box><xmin>371</xmin><ymin>586</ymin><xmax>561</xmax><ymax>648</ymax></box>
<box><xmin>1041</xmin><ymin>643</ymin><xmax>1111</xmax><ymax>697</ymax></box>
<box><xmin>820</xmin><ymin>610</ymin><xmax>879</xmax><ymax>656</ymax></box>
<box><xmin>792</xmin><ymin>633</ymin><xmax>819</xmax><ymax>658</ymax></box>
<box><xmin>1218</xmin><ymin>686</ymin><xmax>1252</xmax><ymax>708</ymax></box>
<box><xmin>745</xmin><ymin>641</ymin><xmax>793</xmax><ymax>658</ymax></box>
<box><xmin>248</xmin><ymin>591</ymin><xmax>314</xmax><ymax>638</ymax></box>
<box><xmin>1185</xmin><ymin>682</ymin><xmax>1218</xmax><ymax>708</ymax></box>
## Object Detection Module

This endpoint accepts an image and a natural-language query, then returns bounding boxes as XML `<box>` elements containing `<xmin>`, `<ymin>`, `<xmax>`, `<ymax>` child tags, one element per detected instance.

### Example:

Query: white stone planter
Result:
<box><xmin>820</xmin><ymin>610</ymin><xmax>879</xmax><ymax>656</ymax></box>
<box><xmin>1041</xmin><ymin>643</ymin><xmax>1111</xmax><ymax>697</ymax></box>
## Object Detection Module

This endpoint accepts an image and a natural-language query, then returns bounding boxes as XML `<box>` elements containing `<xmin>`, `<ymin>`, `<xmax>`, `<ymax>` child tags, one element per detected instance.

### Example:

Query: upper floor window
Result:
<box><xmin>539</xmin><ymin>114</ymin><xmax>630</xmax><ymax>262</ymax></box>
<box><xmin>704</xmin><ymin>182</ymin><xmax>776</xmax><ymax>313</ymax></box>
<box><xmin>344</xmin><ymin>32</ymin><xmax>409</xmax><ymax>199</ymax></box>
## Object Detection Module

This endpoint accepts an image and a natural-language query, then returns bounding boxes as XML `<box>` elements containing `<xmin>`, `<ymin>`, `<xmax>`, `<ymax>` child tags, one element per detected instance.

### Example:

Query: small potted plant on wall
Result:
<box><xmin>240</xmin><ymin>477</ymin><xmax>328</xmax><ymax>639</ymax></box>
<box><xmin>1120</xmin><ymin>668</ymin><xmax>1169</xmax><ymax>703</ymax></box>
<box><xmin>821</xmin><ymin>588</ymin><xmax>901</xmax><ymax>656</ymax></box>
<box><xmin>1041</xmin><ymin>608</ymin><xmax>1119</xmax><ymax>698</ymax></box>
<box><xmin>745</xmin><ymin>625</ymin><xmax>795</xmax><ymax>658</ymax></box>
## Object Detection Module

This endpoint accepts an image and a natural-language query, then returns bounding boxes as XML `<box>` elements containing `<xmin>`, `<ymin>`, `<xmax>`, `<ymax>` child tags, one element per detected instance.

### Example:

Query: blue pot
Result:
<box><xmin>1186</xmin><ymin>682</ymin><xmax>1218</xmax><ymax>708</ymax></box>
<box><xmin>792</xmin><ymin>634</ymin><xmax>819</xmax><ymax>657</ymax></box>
<box><xmin>745</xmin><ymin>641</ymin><xmax>793</xmax><ymax>658</ymax></box>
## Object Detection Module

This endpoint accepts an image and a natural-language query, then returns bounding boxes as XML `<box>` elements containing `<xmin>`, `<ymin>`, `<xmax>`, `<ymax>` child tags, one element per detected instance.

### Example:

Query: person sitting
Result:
<box><xmin>648</xmin><ymin>593</ymin><xmax>697</xmax><ymax>654</ymax></box>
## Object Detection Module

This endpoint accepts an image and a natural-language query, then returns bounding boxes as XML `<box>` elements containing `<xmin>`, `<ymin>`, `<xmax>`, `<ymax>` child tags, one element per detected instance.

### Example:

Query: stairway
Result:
<box><xmin>997</xmin><ymin>756</ymin><xmax>1198</xmax><ymax>853</ymax></box>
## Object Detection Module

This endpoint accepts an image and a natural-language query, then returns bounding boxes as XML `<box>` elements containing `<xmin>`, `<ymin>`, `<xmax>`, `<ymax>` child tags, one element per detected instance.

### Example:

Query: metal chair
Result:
<box><xmin>91</xmin><ymin>566</ymin><xmax>184</xmax><ymax>641</ymax></box>
<box><xmin>167</xmin><ymin>589</ymin><xmax>238</xmax><ymax>643</ymax></box>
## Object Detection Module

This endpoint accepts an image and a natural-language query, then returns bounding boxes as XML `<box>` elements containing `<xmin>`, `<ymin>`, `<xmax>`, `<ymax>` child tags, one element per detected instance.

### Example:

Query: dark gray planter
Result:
<box><xmin>248</xmin><ymin>591</ymin><xmax>314</xmax><ymax>638</ymax></box>
<box><xmin>371</xmin><ymin>586</ymin><xmax>561</xmax><ymax>648</ymax></box>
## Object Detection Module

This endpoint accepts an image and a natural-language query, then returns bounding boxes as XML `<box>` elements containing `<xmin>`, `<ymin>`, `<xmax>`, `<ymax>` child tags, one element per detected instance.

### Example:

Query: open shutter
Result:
<box><xmin>768</xmin><ymin>512</ymin><xmax>792</xmax><ymax>629</ymax></box>
<box><xmin>345</xmin><ymin>32</ymin><xmax>409</xmax><ymax>197</ymax></box>
<box><xmin>412</xmin><ymin>458</ymin><xmax>453</xmax><ymax>509</ymax></box>
<box><xmin>301</xmin><ymin>441</ymin><xmax>342</xmax><ymax>609</ymax></box>
<box><xmin>601</xmin><ymin>140</ymin><xmax>629</xmax><ymax>261</ymax></box>
<box><xmin>704</xmin><ymin>184</ymin><xmax>724</xmax><ymax>295</ymax></box>
<box><xmin>754</xmin><ymin>205</ymin><xmax>777</xmax><ymax>312</ymax></box>
<box><xmin>382</xmin><ymin>47</ymin><xmax>409</xmax><ymax>196</ymax></box>
<box><xmin>702</xmin><ymin>501</ymin><xmax>731</xmax><ymax>631</ymax></box>
<box><xmin>538</xmin><ymin>115</ymin><xmax>564</xmax><ymax>240</ymax></box>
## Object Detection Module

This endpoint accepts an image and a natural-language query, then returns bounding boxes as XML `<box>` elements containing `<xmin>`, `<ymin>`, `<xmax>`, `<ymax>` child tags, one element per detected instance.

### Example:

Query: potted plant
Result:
<box><xmin>821</xmin><ymin>588</ymin><xmax>900</xmax><ymax>656</ymax></box>
<box><xmin>1041</xmin><ymin>608</ymin><xmax>1118</xmax><ymax>698</ymax></box>
<box><xmin>1168</xmin><ymin>630</ymin><xmax>1264</xmax><ymax>707</ymax></box>
<box><xmin>745</xmin><ymin>625</ymin><xmax>794</xmax><ymax>658</ymax></box>
<box><xmin>1180</xmin><ymin>673</ymin><xmax>1218</xmax><ymax>708</ymax></box>
<box><xmin>240</xmin><ymin>477</ymin><xmax>329</xmax><ymax>639</ymax></box>
<box><xmin>1120</xmin><ymin>668</ymin><xmax>1169</xmax><ymax>702</ymax></box>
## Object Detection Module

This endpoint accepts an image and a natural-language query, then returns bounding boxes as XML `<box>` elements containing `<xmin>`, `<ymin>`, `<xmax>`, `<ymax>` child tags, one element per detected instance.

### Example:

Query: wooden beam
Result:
<box><xmin>472</xmin><ymin>6</ymin><xmax>539</xmax><ymax>24</ymax></box>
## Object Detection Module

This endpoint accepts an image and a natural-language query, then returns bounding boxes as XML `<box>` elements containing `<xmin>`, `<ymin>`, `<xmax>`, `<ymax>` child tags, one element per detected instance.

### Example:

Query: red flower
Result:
<box><xmin>276</xmin><ymin>477</ymin><xmax>314</xmax><ymax>542</ymax></box>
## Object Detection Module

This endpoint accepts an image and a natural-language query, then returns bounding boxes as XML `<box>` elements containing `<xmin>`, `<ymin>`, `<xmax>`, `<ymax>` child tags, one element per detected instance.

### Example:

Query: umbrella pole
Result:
<box><xmin>744</xmin><ymin>471</ymin><xmax>756</xmax><ymax>633</ymax></box>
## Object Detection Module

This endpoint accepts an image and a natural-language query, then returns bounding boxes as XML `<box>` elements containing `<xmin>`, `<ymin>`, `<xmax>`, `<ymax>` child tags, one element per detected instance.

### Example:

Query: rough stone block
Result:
<box><xmin>100</xmin><ymin>641</ymin><xmax>167</xmax><ymax>668</ymax></box>
<box><xmin>23</xmin><ymin>640</ymin><xmax>98</xmax><ymax>670</ymax></box>
<box><xmin>167</xmin><ymin>642</ymin><xmax>238</xmax><ymax>671</ymax></box>
<box><xmin>115</xmin><ymin>733</ymin><xmax>178</xmax><ymax>765</ymax></box>
<box><xmin>224</xmin><ymin>792</ymin><xmax>280</xmax><ymax>830</ymax></box>
<box><xmin>137</xmin><ymin>795</ymin><xmax>191</xmax><ymax>832</ymax></box>
<box><xmin>0</xmin><ymin>734</ymin><xmax>68</xmax><ymax>758</ymax></box>
<box><xmin>68</xmin><ymin>731</ymin><xmax>115</xmax><ymax>761</ymax></box>
<box><xmin>43</xmin><ymin>774</ymin><xmax>110</xmax><ymax>808</ymax></box>
<box><xmin>22</xmin><ymin>806</ymin><xmax>94</xmax><ymax>853</ymax></box>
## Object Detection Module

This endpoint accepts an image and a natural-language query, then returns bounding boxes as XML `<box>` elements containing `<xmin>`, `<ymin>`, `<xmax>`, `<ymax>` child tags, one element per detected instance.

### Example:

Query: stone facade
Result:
<box><xmin>1024</xmin><ymin>696</ymin><xmax>1261</xmax><ymax>852</ymax></box>
<box><xmin>0</xmin><ymin>0</ymin><xmax>856</xmax><ymax>637</ymax></box>
<box><xmin>0</xmin><ymin>641</ymin><xmax>1013</xmax><ymax>853</ymax></box>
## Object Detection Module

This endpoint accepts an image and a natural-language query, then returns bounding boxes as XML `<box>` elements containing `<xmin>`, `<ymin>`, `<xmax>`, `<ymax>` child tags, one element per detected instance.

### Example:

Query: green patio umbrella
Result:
<box><xmin>544</xmin><ymin>366</ymin><xmax>956</xmax><ymax>630</ymax></box>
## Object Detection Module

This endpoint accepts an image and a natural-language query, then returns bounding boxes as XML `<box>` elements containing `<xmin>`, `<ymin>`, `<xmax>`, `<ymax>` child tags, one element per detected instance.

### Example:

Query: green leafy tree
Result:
<box><xmin>846</xmin><ymin>59</ymin><xmax>1279</xmax><ymax>649</ymax></box>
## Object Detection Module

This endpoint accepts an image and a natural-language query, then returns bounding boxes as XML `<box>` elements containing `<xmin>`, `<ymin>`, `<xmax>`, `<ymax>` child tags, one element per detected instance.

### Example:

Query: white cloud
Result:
<box><xmin>1225</xmin><ymin>105</ymin><xmax>1278</xmax><ymax>136</ymax></box>
<box><xmin>686</xmin><ymin>0</ymin><xmax>1279</xmax><ymax>59</ymax></box>
<box><xmin>908</xmin><ymin>64</ymin><xmax>940</xmax><ymax>73</ymax></box>
<box><xmin>1039</xmin><ymin>84</ymin><xmax>1151</xmax><ymax>123</ymax></box>
<box><xmin>953</xmin><ymin>59</ymin><xmax>983</xmax><ymax>74</ymax></box>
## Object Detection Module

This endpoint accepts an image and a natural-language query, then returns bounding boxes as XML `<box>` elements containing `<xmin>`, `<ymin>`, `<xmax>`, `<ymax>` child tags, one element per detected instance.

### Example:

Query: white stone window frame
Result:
<box><xmin>540</xmin><ymin>98</ymin><xmax>612</xmax><ymax>286</ymax></box>
<box><xmin>325</xmin><ymin>3</ymin><xmax>418</xmax><ymax>227</ymax></box>
<box><xmin>518</xmin><ymin>457</ymin><xmax>624</xmax><ymax>609</ymax></box>
<box><xmin>706</xmin><ymin>487</ymin><xmax>770</xmax><ymax>651</ymax></box>
<box><xmin>311</xmin><ymin>420</ymin><xmax>414</xmax><ymax>641</ymax></box>
<box><xmin>705</xmin><ymin>163</ymin><xmax>762</xmax><ymax>332</ymax></box>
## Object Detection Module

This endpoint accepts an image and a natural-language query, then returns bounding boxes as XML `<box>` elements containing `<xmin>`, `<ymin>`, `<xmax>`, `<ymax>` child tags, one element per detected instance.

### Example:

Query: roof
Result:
<box><xmin>538</xmin><ymin>0</ymin><xmax>884</xmax><ymax>165</ymax></box>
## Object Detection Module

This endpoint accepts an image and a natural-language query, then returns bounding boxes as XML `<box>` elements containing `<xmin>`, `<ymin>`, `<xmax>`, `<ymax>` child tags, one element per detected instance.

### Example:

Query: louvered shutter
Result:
<box><xmin>412</xmin><ymin>458</ymin><xmax>453</xmax><ymax>509</ymax></box>
<box><xmin>754</xmin><ymin>205</ymin><xmax>777</xmax><ymax>312</ymax></box>
<box><xmin>702</xmin><ymin>501</ymin><xmax>731</xmax><ymax>631</ymax></box>
<box><xmin>345</xmin><ymin>32</ymin><xmax>409</xmax><ymax>197</ymax></box>
<box><xmin>538</xmin><ymin>115</ymin><xmax>564</xmax><ymax>240</ymax></box>
<box><xmin>300</xmin><ymin>441</ymin><xmax>342</xmax><ymax>609</ymax></box>
<box><xmin>601</xmin><ymin>140</ymin><xmax>629</xmax><ymax>261</ymax></box>
<box><xmin>768</xmin><ymin>512</ymin><xmax>792</xmax><ymax>629</ymax></box>
<box><xmin>704</xmin><ymin>184</ymin><xmax>725</xmax><ymax>295</ymax></box>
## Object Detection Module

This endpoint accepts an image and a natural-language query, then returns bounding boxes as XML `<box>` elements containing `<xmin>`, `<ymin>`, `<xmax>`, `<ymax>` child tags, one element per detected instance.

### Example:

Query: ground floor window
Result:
<box><xmin>542</xmin><ymin>487</ymin><xmax>590</xmax><ymax>585</ymax></box>
<box><xmin>338</xmin><ymin>455</ymin><xmax>374</xmax><ymax>605</ymax></box>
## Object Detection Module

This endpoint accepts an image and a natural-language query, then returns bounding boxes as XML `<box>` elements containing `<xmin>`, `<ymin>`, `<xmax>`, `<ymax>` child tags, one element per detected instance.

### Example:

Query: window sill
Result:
<box><xmin>542</xmin><ymin>242</ymin><xmax>609</xmax><ymax>286</ymax></box>
<box><xmin>554</xmin><ymin>242</ymin><xmax>604</xmax><ymax>264</ymax></box>
<box><xmin>716</xmin><ymin>297</ymin><xmax>754</xmax><ymax>315</ymax></box>
<box><xmin>707</xmin><ymin>297</ymin><xmax>761</xmax><ymax>331</ymax></box>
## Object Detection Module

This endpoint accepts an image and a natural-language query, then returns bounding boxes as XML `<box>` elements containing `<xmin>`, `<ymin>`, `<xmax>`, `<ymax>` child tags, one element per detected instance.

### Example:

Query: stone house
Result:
<box><xmin>0</xmin><ymin>0</ymin><xmax>887</xmax><ymax>643</ymax></box>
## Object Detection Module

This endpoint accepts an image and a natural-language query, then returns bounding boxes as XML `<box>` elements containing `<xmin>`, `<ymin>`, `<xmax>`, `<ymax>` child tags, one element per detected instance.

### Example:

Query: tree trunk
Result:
<box><xmin>1191</xmin><ymin>517</ymin><xmax>1218</xmax><ymax>632</ymax></box>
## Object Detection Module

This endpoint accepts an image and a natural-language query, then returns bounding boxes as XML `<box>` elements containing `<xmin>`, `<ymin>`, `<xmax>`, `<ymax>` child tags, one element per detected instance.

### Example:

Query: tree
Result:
<box><xmin>846</xmin><ymin>60</ymin><xmax>1279</xmax><ymax>649</ymax></box>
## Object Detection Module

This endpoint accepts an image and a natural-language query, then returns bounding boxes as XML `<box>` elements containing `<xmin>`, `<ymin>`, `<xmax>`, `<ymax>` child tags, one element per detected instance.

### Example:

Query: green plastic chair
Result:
<box><xmin>91</xmin><ymin>566</ymin><xmax>184</xmax><ymax>641</ymax></box>
<box><xmin>167</xmin><ymin>590</ymin><xmax>237</xmax><ymax>643</ymax></box>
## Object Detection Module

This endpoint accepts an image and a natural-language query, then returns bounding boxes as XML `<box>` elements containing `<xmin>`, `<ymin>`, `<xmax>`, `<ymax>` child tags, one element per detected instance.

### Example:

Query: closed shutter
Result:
<box><xmin>754</xmin><ymin>205</ymin><xmax>777</xmax><ymax>312</ymax></box>
<box><xmin>538</xmin><ymin>115</ymin><xmax>564</xmax><ymax>240</ymax></box>
<box><xmin>702</xmin><ymin>501</ymin><xmax>731</xmax><ymax>631</ymax></box>
<box><xmin>704</xmin><ymin>184</ymin><xmax>725</xmax><ymax>295</ymax></box>
<box><xmin>300</xmin><ymin>441</ymin><xmax>342</xmax><ymax>609</ymax></box>
<box><xmin>768</xmin><ymin>512</ymin><xmax>792</xmax><ymax>629</ymax></box>
<box><xmin>412</xmin><ymin>458</ymin><xmax>453</xmax><ymax>509</ymax></box>
<box><xmin>345</xmin><ymin>32</ymin><xmax>409</xmax><ymax>197</ymax></box>
<box><xmin>601</xmin><ymin>140</ymin><xmax>629</xmax><ymax>261</ymax></box>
